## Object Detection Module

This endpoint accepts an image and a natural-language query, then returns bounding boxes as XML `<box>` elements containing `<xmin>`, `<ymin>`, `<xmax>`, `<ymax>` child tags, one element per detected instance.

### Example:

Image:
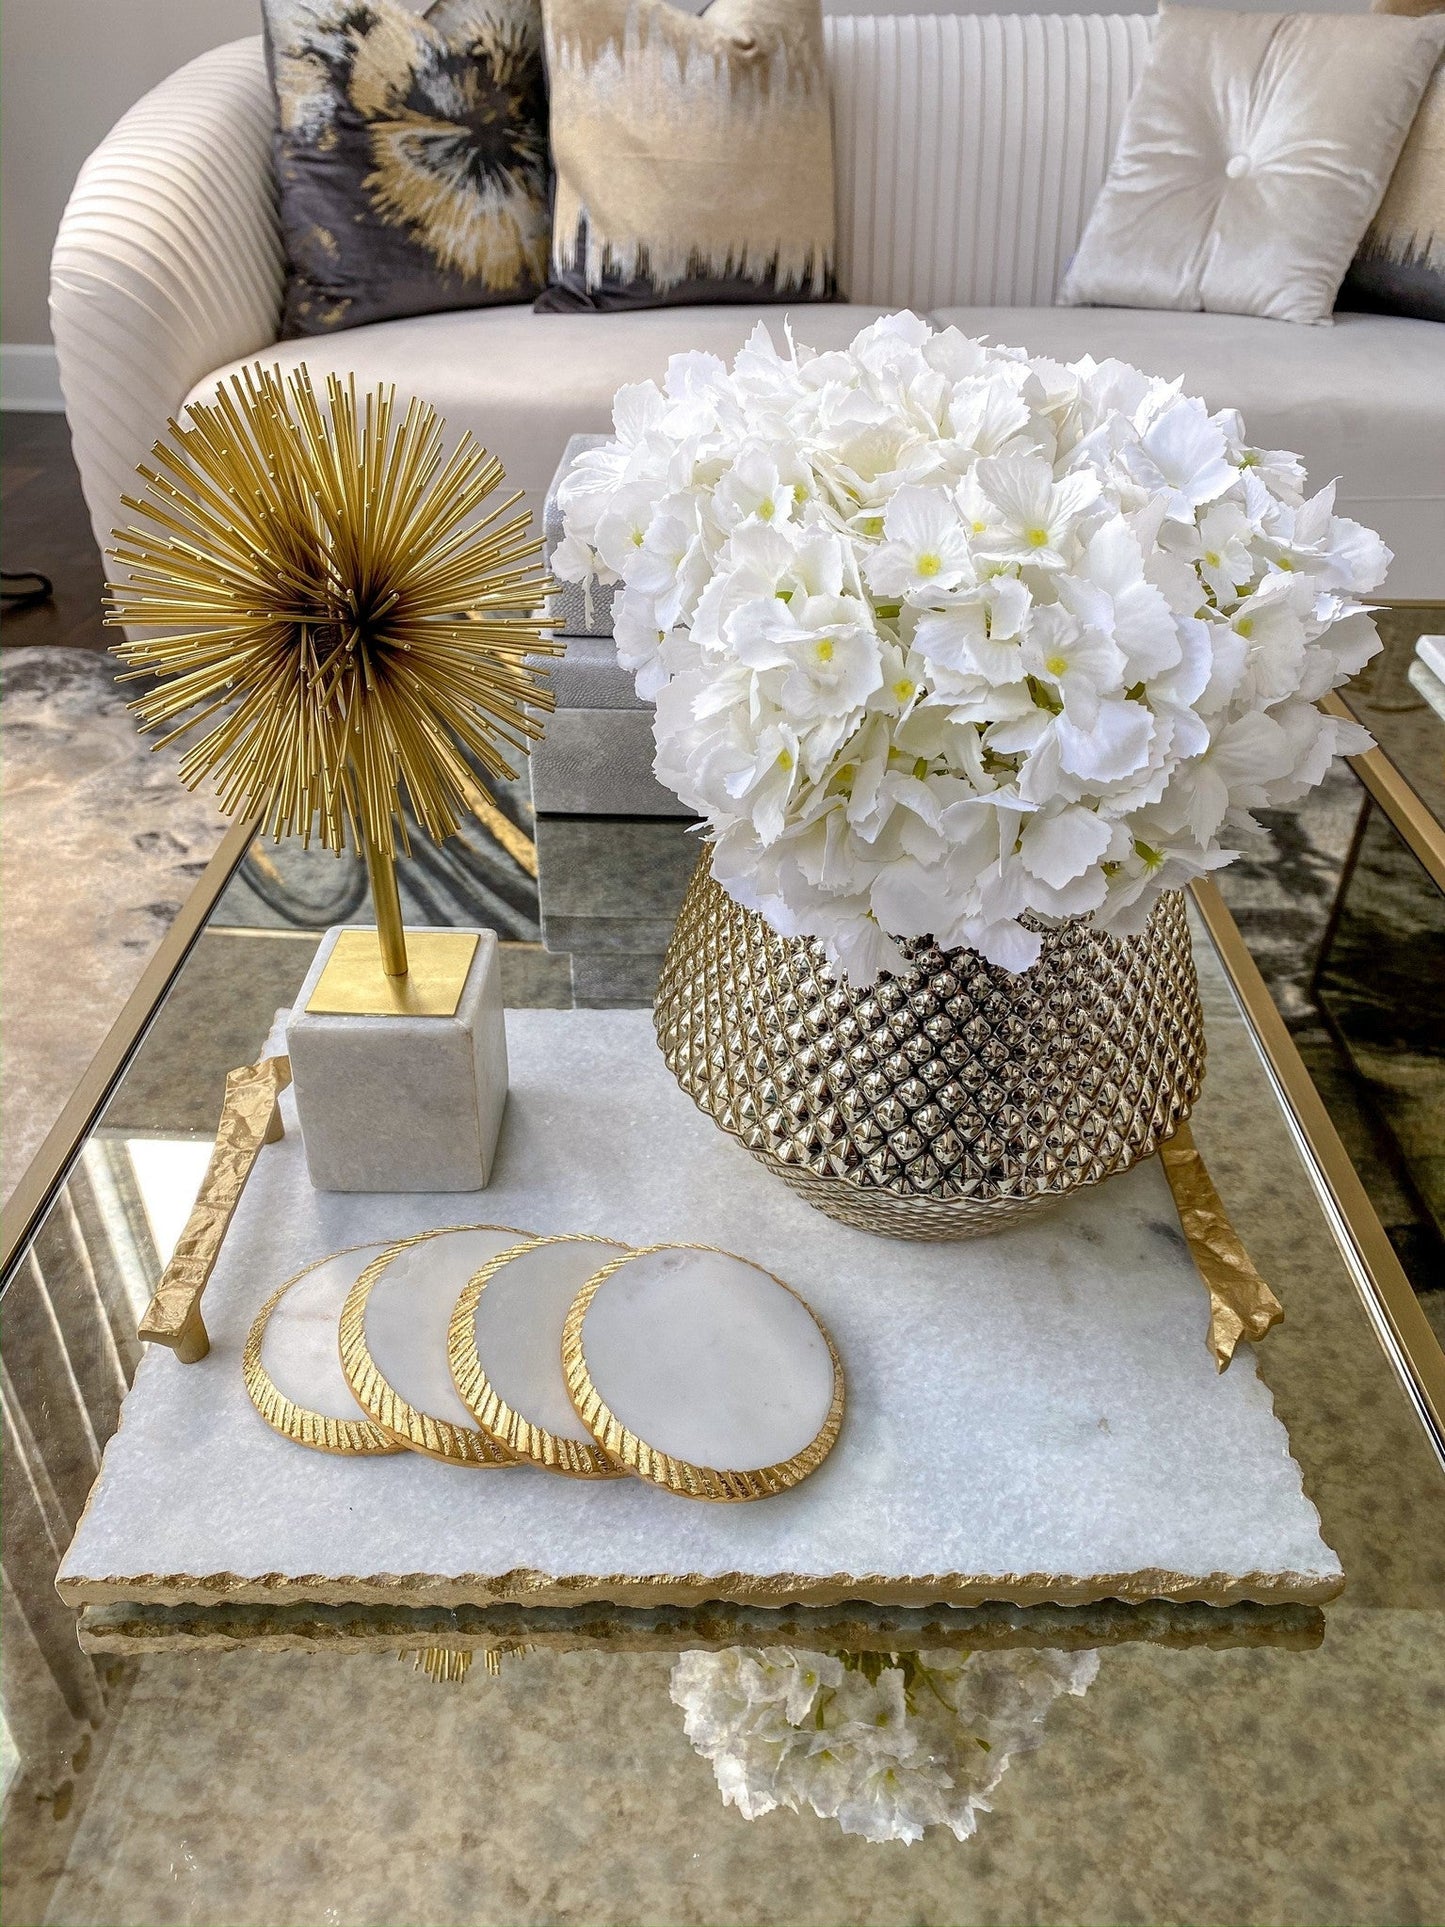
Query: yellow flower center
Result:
<box><xmin>1236</xmin><ymin>617</ymin><xmax>1254</xmax><ymax>639</ymax></box>
<box><xmin>776</xmin><ymin>748</ymin><xmax>794</xmax><ymax>771</ymax></box>
<box><xmin>1204</xmin><ymin>550</ymin><xmax>1221</xmax><ymax>567</ymax></box>
<box><xmin>916</xmin><ymin>552</ymin><xmax>942</xmax><ymax>578</ymax></box>
<box><xmin>757</xmin><ymin>498</ymin><xmax>774</xmax><ymax>521</ymax></box>
<box><xmin>1044</xmin><ymin>655</ymin><xmax>1068</xmax><ymax>678</ymax></box>
<box><xmin>1027</xmin><ymin>527</ymin><xmax>1050</xmax><ymax>549</ymax></box>
<box><xmin>814</xmin><ymin>638</ymin><xmax>835</xmax><ymax>664</ymax></box>
<box><xmin>894</xmin><ymin>678</ymin><xmax>916</xmax><ymax>703</ymax></box>
<box><xmin>630</xmin><ymin>528</ymin><xmax>645</xmax><ymax>547</ymax></box>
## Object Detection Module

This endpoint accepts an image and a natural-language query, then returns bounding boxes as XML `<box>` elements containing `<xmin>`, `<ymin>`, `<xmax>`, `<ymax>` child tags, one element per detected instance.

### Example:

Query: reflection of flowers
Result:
<box><xmin>671</xmin><ymin>1646</ymin><xmax>1099</xmax><ymax>1844</ymax></box>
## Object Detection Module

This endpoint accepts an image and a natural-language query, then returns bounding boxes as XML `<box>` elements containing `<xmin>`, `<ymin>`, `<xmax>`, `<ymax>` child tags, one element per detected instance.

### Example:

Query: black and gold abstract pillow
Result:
<box><xmin>265</xmin><ymin>0</ymin><xmax>550</xmax><ymax>337</ymax></box>
<box><xmin>536</xmin><ymin>0</ymin><xmax>835</xmax><ymax>313</ymax></box>
<box><xmin>1340</xmin><ymin>0</ymin><xmax>1445</xmax><ymax>321</ymax></box>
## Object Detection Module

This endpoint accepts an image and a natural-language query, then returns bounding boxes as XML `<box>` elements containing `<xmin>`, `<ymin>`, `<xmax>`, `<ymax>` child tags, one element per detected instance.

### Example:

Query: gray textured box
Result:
<box><xmin>536</xmin><ymin>816</ymin><xmax>696</xmax><ymax>955</ymax></box>
<box><xmin>569</xmin><ymin>951</ymin><xmax>667</xmax><ymax>1008</ymax></box>
<box><xmin>536</xmin><ymin>817</ymin><xmax>697</xmax><ymax>919</ymax></box>
<box><xmin>535</xmin><ymin>633</ymin><xmax>638</xmax><ymax>710</ymax></box>
<box><xmin>530</xmin><ymin>709</ymin><xmax>689</xmax><ymax>818</ymax></box>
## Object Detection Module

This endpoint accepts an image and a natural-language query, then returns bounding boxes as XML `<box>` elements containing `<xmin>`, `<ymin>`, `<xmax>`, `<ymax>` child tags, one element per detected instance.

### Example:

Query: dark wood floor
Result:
<box><xmin>2</xmin><ymin>414</ymin><xmax>108</xmax><ymax>650</ymax></box>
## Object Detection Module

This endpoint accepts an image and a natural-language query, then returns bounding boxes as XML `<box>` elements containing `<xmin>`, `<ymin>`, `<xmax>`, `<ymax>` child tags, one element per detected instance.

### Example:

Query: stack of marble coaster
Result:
<box><xmin>531</xmin><ymin>435</ymin><xmax>697</xmax><ymax>1007</ymax></box>
<box><xmin>246</xmin><ymin>1223</ymin><xmax>844</xmax><ymax>1502</ymax></box>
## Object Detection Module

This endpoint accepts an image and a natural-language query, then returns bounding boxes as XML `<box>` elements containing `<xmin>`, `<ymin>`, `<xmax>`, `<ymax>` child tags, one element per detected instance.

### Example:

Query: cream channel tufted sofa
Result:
<box><xmin>52</xmin><ymin>13</ymin><xmax>1445</xmax><ymax>601</ymax></box>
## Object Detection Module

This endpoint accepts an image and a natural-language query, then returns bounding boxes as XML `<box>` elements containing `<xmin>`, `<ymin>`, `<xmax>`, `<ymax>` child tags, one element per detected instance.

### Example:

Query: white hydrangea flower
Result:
<box><xmin>670</xmin><ymin>1645</ymin><xmax>1101</xmax><ymax>1845</ymax></box>
<box><xmin>556</xmin><ymin>312</ymin><xmax>1381</xmax><ymax>981</ymax></box>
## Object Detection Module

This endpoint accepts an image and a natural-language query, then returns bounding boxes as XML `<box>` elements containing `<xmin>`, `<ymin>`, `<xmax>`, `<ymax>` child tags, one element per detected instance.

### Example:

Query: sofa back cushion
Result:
<box><xmin>826</xmin><ymin>13</ymin><xmax>1151</xmax><ymax>310</ymax></box>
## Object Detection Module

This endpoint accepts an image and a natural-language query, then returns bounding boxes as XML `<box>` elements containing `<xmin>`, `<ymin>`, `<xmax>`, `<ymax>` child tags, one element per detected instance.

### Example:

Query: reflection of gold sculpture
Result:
<box><xmin>106</xmin><ymin>364</ymin><xmax>557</xmax><ymax>993</ymax></box>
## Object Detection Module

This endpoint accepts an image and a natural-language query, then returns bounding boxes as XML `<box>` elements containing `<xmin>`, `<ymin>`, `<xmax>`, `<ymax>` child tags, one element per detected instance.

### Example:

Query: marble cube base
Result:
<box><xmin>59</xmin><ymin>1009</ymin><xmax>1342</xmax><ymax>1613</ymax></box>
<box><xmin>286</xmin><ymin>926</ymin><xmax>507</xmax><ymax>1193</ymax></box>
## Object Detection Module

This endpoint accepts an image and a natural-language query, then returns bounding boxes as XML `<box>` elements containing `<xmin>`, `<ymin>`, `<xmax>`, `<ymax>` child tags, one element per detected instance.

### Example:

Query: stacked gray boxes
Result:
<box><xmin>531</xmin><ymin>436</ymin><xmax>697</xmax><ymax>1006</ymax></box>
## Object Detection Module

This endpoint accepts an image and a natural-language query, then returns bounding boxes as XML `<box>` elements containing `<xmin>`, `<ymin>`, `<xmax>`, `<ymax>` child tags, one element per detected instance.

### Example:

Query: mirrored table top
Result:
<box><xmin>2</xmin><ymin>834</ymin><xmax>1443</xmax><ymax>1927</ymax></box>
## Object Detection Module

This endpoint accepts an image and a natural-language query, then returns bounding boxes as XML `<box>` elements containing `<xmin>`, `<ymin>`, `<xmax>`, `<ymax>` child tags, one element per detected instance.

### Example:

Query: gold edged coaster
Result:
<box><xmin>447</xmin><ymin>1234</ymin><xmax>630</xmax><ymax>1480</ymax></box>
<box><xmin>561</xmin><ymin>1243</ymin><xmax>846</xmax><ymax>1503</ymax></box>
<box><xmin>244</xmin><ymin>1245</ymin><xmax>404</xmax><ymax>1456</ymax></box>
<box><xmin>339</xmin><ymin>1225</ymin><xmax>537</xmax><ymax>1466</ymax></box>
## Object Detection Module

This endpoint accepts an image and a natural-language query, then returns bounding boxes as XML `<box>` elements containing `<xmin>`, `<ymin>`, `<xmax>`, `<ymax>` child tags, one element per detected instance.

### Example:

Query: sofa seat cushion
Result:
<box><xmin>188</xmin><ymin>304</ymin><xmax>889</xmax><ymax>522</ymax></box>
<box><xmin>931</xmin><ymin>307</ymin><xmax>1445</xmax><ymax>598</ymax></box>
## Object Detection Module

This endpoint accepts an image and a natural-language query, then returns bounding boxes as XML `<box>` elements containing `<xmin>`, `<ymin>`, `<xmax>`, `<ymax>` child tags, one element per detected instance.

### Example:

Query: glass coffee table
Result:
<box><xmin>3</xmin><ymin>807</ymin><xmax>1443</xmax><ymax>1926</ymax></box>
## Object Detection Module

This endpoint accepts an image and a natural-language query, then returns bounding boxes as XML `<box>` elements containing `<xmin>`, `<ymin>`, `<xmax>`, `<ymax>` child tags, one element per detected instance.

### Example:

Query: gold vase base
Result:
<box><xmin>655</xmin><ymin>860</ymin><xmax>1206</xmax><ymax>1242</ymax></box>
<box><xmin>305</xmin><ymin>929</ymin><xmax>480</xmax><ymax>1017</ymax></box>
<box><xmin>753</xmin><ymin>1151</ymin><xmax>1076</xmax><ymax>1240</ymax></box>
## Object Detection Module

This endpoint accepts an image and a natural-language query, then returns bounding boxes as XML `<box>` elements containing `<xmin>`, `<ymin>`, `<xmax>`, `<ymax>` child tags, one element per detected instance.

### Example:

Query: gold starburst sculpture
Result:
<box><xmin>106</xmin><ymin>363</ymin><xmax>559</xmax><ymax>984</ymax></box>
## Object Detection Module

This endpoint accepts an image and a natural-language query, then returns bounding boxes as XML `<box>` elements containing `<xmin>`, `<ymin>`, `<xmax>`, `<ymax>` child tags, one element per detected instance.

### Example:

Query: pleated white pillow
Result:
<box><xmin>1059</xmin><ymin>4</ymin><xmax>1445</xmax><ymax>324</ymax></box>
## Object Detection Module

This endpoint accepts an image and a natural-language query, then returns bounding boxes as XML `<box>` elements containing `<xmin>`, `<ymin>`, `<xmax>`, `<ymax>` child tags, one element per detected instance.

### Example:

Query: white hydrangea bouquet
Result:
<box><xmin>671</xmin><ymin>1644</ymin><xmax>1099</xmax><ymax>1845</ymax></box>
<box><xmin>555</xmin><ymin>311</ymin><xmax>1381</xmax><ymax>984</ymax></box>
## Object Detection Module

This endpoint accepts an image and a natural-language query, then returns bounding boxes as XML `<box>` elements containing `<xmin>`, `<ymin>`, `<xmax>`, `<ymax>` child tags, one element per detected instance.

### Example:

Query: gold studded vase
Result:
<box><xmin>653</xmin><ymin>856</ymin><xmax>1206</xmax><ymax>1240</ymax></box>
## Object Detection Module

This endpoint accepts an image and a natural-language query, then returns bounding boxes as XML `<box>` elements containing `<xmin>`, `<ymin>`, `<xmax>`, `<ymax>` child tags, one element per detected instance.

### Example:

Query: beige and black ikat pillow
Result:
<box><xmin>265</xmin><ymin>0</ymin><xmax>551</xmax><ymax>336</ymax></box>
<box><xmin>1339</xmin><ymin>0</ymin><xmax>1445</xmax><ymax>321</ymax></box>
<box><xmin>536</xmin><ymin>0</ymin><xmax>836</xmax><ymax>312</ymax></box>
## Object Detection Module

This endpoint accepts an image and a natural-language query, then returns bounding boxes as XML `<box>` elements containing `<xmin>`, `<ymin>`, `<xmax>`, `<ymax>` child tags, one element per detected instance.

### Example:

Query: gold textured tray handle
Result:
<box><xmin>138</xmin><ymin>1054</ymin><xmax>292</xmax><ymax>1363</ymax></box>
<box><xmin>1160</xmin><ymin>1122</ymin><xmax>1284</xmax><ymax>1371</ymax></box>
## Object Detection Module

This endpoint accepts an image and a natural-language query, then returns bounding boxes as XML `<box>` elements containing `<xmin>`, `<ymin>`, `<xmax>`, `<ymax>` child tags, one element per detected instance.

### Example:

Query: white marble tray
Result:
<box><xmin>59</xmin><ymin>1011</ymin><xmax>1342</xmax><ymax>1611</ymax></box>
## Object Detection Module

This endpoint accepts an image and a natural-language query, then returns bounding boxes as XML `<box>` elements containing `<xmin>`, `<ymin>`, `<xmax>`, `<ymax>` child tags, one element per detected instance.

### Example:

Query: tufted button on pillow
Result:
<box><xmin>1224</xmin><ymin>153</ymin><xmax>1252</xmax><ymax>180</ymax></box>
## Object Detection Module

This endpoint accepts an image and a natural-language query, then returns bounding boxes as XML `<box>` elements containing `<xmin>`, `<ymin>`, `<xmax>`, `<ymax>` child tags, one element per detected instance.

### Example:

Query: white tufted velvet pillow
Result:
<box><xmin>1058</xmin><ymin>4</ymin><xmax>1445</xmax><ymax>325</ymax></box>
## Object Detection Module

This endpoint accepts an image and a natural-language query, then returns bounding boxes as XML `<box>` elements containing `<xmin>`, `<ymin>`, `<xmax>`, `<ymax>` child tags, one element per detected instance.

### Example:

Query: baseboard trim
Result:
<box><xmin>1</xmin><ymin>344</ymin><xmax>63</xmax><ymax>412</ymax></box>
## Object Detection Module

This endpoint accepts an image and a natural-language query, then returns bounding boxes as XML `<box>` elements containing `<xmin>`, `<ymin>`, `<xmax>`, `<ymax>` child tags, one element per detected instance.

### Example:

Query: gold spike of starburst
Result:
<box><xmin>106</xmin><ymin>363</ymin><xmax>560</xmax><ymax>977</ymax></box>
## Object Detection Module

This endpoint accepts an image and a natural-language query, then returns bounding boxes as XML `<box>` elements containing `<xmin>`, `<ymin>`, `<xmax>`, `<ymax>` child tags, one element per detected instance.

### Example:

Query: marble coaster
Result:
<box><xmin>243</xmin><ymin>1247</ymin><xmax>402</xmax><ymax>1456</ymax></box>
<box><xmin>448</xmin><ymin>1235</ymin><xmax>631</xmax><ymax>1479</ymax></box>
<box><xmin>563</xmin><ymin>1245</ymin><xmax>846</xmax><ymax>1503</ymax></box>
<box><xmin>338</xmin><ymin>1225</ymin><xmax>536</xmax><ymax>1466</ymax></box>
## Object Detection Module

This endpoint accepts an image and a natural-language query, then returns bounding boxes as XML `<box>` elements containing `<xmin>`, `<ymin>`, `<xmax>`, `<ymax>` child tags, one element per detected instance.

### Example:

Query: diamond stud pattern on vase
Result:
<box><xmin>654</xmin><ymin>857</ymin><xmax>1206</xmax><ymax>1240</ymax></box>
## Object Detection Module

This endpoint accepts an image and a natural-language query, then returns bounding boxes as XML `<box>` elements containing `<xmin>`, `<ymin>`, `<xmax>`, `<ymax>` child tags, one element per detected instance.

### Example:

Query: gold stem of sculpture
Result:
<box><xmin>364</xmin><ymin>836</ymin><xmax>408</xmax><ymax>979</ymax></box>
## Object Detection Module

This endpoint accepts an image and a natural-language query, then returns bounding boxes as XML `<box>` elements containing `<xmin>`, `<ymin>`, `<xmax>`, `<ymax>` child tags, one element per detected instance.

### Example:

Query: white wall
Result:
<box><xmin>0</xmin><ymin>0</ymin><xmax>1369</xmax><ymax>382</ymax></box>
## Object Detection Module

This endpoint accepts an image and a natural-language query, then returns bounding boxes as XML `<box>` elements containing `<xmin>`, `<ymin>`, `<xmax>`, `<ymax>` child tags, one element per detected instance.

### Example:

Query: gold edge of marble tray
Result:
<box><xmin>56</xmin><ymin>1564</ymin><xmax>1345</xmax><ymax>1613</ymax></box>
<box><xmin>74</xmin><ymin>1595</ymin><xmax>1326</xmax><ymax>1657</ymax></box>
